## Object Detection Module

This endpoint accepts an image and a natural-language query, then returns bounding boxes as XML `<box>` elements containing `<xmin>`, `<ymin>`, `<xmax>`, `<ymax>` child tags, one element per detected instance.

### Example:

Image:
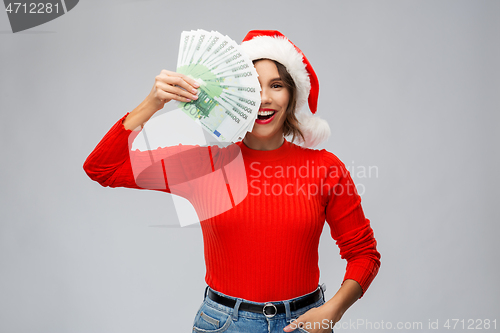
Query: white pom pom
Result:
<box><xmin>293</xmin><ymin>110</ymin><xmax>331</xmax><ymax>148</ymax></box>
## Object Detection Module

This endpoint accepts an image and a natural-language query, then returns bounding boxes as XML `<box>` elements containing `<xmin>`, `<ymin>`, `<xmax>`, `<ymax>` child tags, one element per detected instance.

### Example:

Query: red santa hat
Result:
<box><xmin>241</xmin><ymin>30</ymin><xmax>330</xmax><ymax>147</ymax></box>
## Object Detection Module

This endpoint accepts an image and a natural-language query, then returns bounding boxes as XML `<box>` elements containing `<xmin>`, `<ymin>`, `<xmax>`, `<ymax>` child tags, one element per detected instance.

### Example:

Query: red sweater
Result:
<box><xmin>83</xmin><ymin>113</ymin><xmax>381</xmax><ymax>302</ymax></box>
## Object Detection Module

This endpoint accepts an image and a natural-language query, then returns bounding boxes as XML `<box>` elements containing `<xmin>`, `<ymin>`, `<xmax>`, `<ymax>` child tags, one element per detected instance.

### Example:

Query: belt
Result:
<box><xmin>206</xmin><ymin>288</ymin><xmax>323</xmax><ymax>318</ymax></box>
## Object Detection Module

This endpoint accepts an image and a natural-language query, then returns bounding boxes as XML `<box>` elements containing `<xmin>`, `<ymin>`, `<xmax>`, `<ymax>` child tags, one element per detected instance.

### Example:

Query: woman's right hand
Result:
<box><xmin>146</xmin><ymin>69</ymin><xmax>200</xmax><ymax>110</ymax></box>
<box><xmin>123</xmin><ymin>70</ymin><xmax>200</xmax><ymax>130</ymax></box>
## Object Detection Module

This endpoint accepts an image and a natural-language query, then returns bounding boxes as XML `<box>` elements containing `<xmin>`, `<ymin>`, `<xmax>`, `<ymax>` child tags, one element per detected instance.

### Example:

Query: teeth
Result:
<box><xmin>258</xmin><ymin>110</ymin><xmax>275</xmax><ymax>116</ymax></box>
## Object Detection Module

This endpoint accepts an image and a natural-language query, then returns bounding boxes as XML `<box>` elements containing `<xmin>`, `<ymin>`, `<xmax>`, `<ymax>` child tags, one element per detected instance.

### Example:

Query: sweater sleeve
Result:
<box><xmin>83</xmin><ymin>113</ymin><xmax>152</xmax><ymax>190</ymax></box>
<box><xmin>322</xmin><ymin>151</ymin><xmax>381</xmax><ymax>298</ymax></box>
<box><xmin>83</xmin><ymin>113</ymin><xmax>225</xmax><ymax>196</ymax></box>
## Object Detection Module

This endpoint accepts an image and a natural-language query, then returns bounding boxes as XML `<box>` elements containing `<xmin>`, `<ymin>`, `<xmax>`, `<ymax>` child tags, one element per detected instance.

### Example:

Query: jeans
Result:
<box><xmin>191</xmin><ymin>284</ymin><xmax>334</xmax><ymax>333</ymax></box>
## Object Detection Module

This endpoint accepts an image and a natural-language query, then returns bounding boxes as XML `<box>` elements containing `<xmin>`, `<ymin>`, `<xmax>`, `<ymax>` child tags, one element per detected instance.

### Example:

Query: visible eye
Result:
<box><xmin>271</xmin><ymin>83</ymin><xmax>283</xmax><ymax>89</ymax></box>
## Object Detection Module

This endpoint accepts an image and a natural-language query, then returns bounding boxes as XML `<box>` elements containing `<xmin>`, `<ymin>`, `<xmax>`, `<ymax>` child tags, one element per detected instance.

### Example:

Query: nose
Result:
<box><xmin>260</xmin><ymin>88</ymin><xmax>272</xmax><ymax>105</ymax></box>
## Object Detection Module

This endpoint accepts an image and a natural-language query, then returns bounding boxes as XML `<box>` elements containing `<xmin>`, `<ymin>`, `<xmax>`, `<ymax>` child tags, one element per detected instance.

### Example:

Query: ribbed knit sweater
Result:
<box><xmin>83</xmin><ymin>113</ymin><xmax>381</xmax><ymax>302</ymax></box>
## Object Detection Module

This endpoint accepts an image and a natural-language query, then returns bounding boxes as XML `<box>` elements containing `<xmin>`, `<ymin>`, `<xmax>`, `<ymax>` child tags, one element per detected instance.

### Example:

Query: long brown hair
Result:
<box><xmin>254</xmin><ymin>59</ymin><xmax>305</xmax><ymax>143</ymax></box>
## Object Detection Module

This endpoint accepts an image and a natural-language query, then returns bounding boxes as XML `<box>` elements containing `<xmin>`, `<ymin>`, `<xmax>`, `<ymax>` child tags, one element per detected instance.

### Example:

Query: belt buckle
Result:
<box><xmin>263</xmin><ymin>303</ymin><xmax>277</xmax><ymax>318</ymax></box>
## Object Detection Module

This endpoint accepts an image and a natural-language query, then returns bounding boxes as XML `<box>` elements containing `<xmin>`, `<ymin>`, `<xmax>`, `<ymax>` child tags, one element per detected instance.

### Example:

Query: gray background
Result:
<box><xmin>1</xmin><ymin>0</ymin><xmax>499</xmax><ymax>332</ymax></box>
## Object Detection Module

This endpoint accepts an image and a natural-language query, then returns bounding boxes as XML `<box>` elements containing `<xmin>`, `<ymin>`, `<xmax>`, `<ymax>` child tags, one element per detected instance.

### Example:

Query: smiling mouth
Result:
<box><xmin>257</xmin><ymin>109</ymin><xmax>276</xmax><ymax>120</ymax></box>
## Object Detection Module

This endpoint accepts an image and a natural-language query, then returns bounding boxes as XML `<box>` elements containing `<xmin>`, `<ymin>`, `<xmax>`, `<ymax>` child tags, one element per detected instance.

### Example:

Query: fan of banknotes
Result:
<box><xmin>176</xmin><ymin>29</ymin><xmax>261</xmax><ymax>142</ymax></box>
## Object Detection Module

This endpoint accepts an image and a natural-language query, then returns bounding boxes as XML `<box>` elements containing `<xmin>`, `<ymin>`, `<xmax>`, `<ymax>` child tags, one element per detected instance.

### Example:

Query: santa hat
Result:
<box><xmin>241</xmin><ymin>30</ymin><xmax>330</xmax><ymax>148</ymax></box>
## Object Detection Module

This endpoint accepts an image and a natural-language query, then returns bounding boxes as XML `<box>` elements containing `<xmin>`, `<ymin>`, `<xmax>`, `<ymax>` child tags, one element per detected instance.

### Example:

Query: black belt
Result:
<box><xmin>206</xmin><ymin>287</ymin><xmax>323</xmax><ymax>318</ymax></box>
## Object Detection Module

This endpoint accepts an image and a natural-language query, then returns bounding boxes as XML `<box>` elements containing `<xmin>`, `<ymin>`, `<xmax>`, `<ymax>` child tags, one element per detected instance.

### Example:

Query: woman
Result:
<box><xmin>84</xmin><ymin>30</ymin><xmax>381</xmax><ymax>333</ymax></box>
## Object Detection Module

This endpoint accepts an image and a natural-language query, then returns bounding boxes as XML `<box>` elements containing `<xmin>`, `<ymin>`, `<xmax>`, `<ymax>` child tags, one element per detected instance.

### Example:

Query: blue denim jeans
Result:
<box><xmin>191</xmin><ymin>285</ymin><xmax>334</xmax><ymax>333</ymax></box>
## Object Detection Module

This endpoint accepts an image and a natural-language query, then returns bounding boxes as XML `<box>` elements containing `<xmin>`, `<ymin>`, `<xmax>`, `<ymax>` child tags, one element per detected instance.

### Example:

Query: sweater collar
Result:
<box><xmin>236</xmin><ymin>138</ymin><xmax>292</xmax><ymax>161</ymax></box>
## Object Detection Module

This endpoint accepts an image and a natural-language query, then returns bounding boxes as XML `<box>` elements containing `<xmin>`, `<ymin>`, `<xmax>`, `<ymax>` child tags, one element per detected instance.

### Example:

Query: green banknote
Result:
<box><xmin>176</xmin><ymin>30</ymin><xmax>261</xmax><ymax>142</ymax></box>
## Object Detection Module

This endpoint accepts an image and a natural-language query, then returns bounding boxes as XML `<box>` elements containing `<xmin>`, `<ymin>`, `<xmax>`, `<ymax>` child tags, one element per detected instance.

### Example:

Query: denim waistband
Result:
<box><xmin>202</xmin><ymin>284</ymin><xmax>327</xmax><ymax>322</ymax></box>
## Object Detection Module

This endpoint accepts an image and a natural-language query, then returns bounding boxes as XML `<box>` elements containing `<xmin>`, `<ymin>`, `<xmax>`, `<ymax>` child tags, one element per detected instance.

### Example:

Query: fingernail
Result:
<box><xmin>193</xmin><ymin>82</ymin><xmax>200</xmax><ymax>88</ymax></box>
<box><xmin>192</xmin><ymin>88</ymin><xmax>198</xmax><ymax>94</ymax></box>
<box><xmin>192</xmin><ymin>95</ymin><xmax>198</xmax><ymax>100</ymax></box>
<box><xmin>186</xmin><ymin>98</ymin><xmax>191</xmax><ymax>102</ymax></box>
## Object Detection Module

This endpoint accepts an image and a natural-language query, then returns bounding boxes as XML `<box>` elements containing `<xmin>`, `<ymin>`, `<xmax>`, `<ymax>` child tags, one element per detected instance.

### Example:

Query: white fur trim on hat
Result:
<box><xmin>291</xmin><ymin>110</ymin><xmax>331</xmax><ymax>148</ymax></box>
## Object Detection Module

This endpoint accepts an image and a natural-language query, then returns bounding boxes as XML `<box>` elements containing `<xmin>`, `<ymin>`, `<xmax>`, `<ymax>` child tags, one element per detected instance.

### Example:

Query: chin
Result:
<box><xmin>250</xmin><ymin>128</ymin><xmax>273</xmax><ymax>138</ymax></box>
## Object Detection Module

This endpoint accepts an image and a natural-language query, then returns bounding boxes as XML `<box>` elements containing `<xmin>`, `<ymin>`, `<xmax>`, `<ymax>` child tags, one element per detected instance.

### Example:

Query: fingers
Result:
<box><xmin>284</xmin><ymin>318</ymin><xmax>302</xmax><ymax>332</ymax></box>
<box><xmin>154</xmin><ymin>70</ymin><xmax>200</xmax><ymax>103</ymax></box>
<box><xmin>159</xmin><ymin>70</ymin><xmax>200</xmax><ymax>93</ymax></box>
<box><xmin>161</xmin><ymin>69</ymin><xmax>200</xmax><ymax>89</ymax></box>
<box><xmin>155</xmin><ymin>80</ymin><xmax>197</xmax><ymax>103</ymax></box>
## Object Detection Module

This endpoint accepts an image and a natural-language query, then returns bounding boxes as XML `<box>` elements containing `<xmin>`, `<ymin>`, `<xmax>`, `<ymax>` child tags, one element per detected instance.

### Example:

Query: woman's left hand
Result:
<box><xmin>283</xmin><ymin>303</ymin><xmax>343</xmax><ymax>333</ymax></box>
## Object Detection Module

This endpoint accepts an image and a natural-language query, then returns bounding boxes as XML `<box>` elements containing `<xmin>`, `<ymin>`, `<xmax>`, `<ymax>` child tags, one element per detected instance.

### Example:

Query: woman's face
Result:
<box><xmin>250</xmin><ymin>59</ymin><xmax>290</xmax><ymax>141</ymax></box>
